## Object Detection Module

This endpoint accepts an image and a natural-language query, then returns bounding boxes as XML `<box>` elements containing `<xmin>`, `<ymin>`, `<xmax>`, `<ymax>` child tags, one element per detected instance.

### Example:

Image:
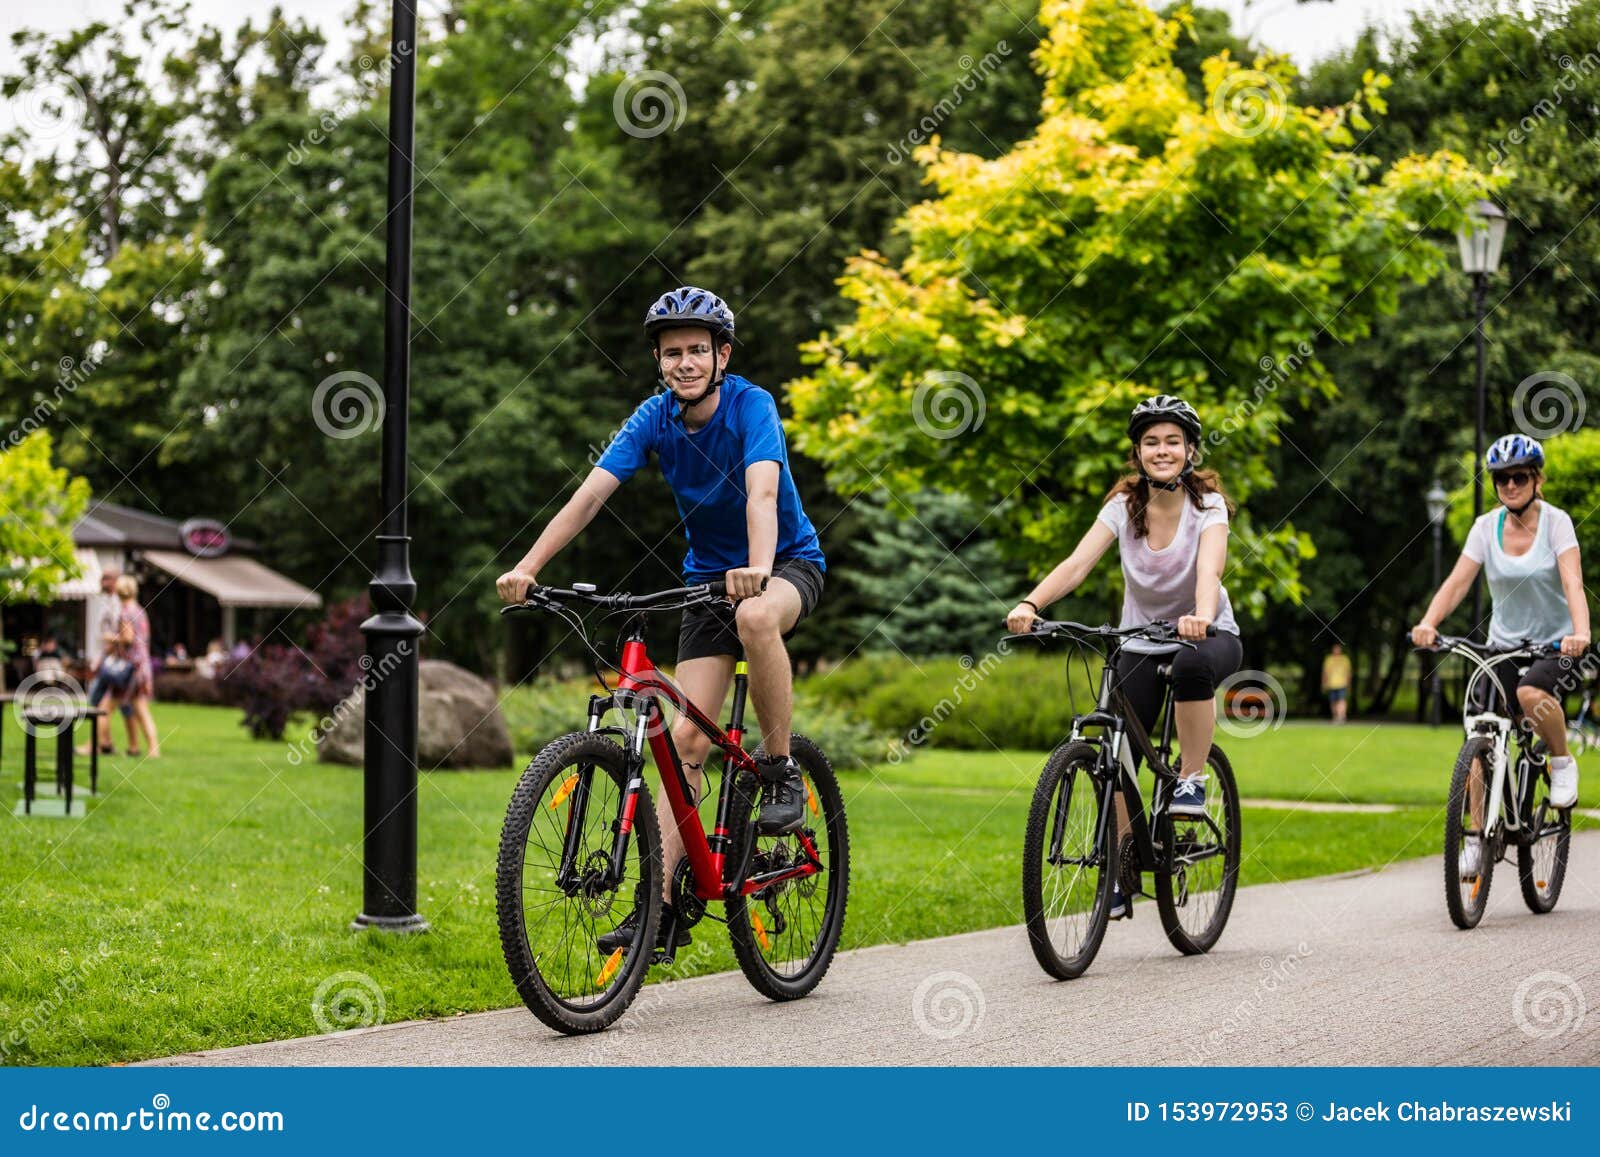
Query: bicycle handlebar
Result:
<box><xmin>1004</xmin><ymin>619</ymin><xmax>1217</xmax><ymax>648</ymax></box>
<box><xmin>1408</xmin><ymin>632</ymin><xmax>1562</xmax><ymax>658</ymax></box>
<box><xmin>500</xmin><ymin>577</ymin><xmax>766</xmax><ymax>617</ymax></box>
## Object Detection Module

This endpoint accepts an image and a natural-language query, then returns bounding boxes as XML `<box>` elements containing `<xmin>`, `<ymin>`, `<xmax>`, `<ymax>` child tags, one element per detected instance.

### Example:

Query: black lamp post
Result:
<box><xmin>1426</xmin><ymin>481</ymin><xmax>1449</xmax><ymax>726</ymax></box>
<box><xmin>1455</xmin><ymin>200</ymin><xmax>1507</xmax><ymax>635</ymax></box>
<box><xmin>354</xmin><ymin>0</ymin><xmax>428</xmax><ymax>934</ymax></box>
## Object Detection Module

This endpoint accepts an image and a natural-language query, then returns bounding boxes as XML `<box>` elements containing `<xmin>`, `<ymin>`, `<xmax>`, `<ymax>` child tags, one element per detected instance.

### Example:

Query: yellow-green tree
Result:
<box><xmin>0</xmin><ymin>431</ymin><xmax>91</xmax><ymax>689</ymax></box>
<box><xmin>787</xmin><ymin>0</ymin><xmax>1497</xmax><ymax>613</ymax></box>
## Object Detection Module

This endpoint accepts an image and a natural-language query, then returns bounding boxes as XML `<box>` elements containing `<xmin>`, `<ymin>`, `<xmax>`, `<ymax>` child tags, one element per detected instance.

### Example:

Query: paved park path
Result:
<box><xmin>148</xmin><ymin>833</ymin><xmax>1600</xmax><ymax>1067</ymax></box>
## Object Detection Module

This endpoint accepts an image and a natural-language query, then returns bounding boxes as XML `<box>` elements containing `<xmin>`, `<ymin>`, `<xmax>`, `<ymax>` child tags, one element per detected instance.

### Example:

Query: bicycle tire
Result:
<box><xmin>1022</xmin><ymin>742</ymin><xmax>1113</xmax><ymax>979</ymax></box>
<box><xmin>726</xmin><ymin>734</ymin><xmax>850</xmax><ymax>1001</ymax></box>
<box><xmin>1444</xmin><ymin>736</ymin><xmax>1494</xmax><ymax>930</ymax></box>
<box><xmin>1518</xmin><ymin>791</ymin><xmax>1571</xmax><ymax>915</ymax></box>
<box><xmin>1154</xmin><ymin>744</ymin><xmax>1240</xmax><ymax>955</ymax></box>
<box><xmin>496</xmin><ymin>732</ymin><xmax>662</xmax><ymax>1034</ymax></box>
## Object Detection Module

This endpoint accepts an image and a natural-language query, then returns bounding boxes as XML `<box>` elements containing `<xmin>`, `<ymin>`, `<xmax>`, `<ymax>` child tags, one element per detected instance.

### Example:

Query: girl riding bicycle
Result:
<box><xmin>1411</xmin><ymin>434</ymin><xmax>1588</xmax><ymax>838</ymax></box>
<box><xmin>1006</xmin><ymin>395</ymin><xmax>1243</xmax><ymax>916</ymax></box>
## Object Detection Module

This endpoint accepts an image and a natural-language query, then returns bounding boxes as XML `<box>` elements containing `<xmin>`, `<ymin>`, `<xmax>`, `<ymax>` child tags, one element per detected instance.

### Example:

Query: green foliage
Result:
<box><xmin>841</xmin><ymin>490</ymin><xmax>1020</xmax><ymax>657</ymax></box>
<box><xmin>0</xmin><ymin>431</ymin><xmax>91</xmax><ymax>605</ymax></box>
<box><xmin>787</xmin><ymin>0</ymin><xmax>1495</xmax><ymax>616</ymax></box>
<box><xmin>803</xmin><ymin>650</ymin><xmax>1098</xmax><ymax>752</ymax></box>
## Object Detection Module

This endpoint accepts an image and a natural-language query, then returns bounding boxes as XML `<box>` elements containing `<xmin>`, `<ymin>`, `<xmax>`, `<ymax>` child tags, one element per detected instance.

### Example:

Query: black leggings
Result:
<box><xmin>1475</xmin><ymin>654</ymin><xmax>1591</xmax><ymax>720</ymax></box>
<box><xmin>1113</xmin><ymin>633</ymin><xmax>1244</xmax><ymax>744</ymax></box>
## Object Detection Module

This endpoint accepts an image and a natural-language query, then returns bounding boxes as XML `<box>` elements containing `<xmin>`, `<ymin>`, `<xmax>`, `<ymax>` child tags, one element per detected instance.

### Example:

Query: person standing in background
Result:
<box><xmin>1322</xmin><ymin>643</ymin><xmax>1352</xmax><ymax>725</ymax></box>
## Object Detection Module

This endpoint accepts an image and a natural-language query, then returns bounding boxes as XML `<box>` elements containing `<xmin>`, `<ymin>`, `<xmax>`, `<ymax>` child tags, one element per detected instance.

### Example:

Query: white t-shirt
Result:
<box><xmin>1461</xmin><ymin>502</ymin><xmax>1579</xmax><ymax>648</ymax></box>
<box><xmin>1096</xmin><ymin>491</ymin><xmax>1239</xmax><ymax>654</ymax></box>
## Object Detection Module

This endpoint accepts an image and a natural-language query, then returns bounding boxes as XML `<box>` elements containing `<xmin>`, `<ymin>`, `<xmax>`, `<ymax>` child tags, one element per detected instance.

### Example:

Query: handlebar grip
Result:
<box><xmin>1206</xmin><ymin>624</ymin><xmax>1217</xmax><ymax>638</ymax></box>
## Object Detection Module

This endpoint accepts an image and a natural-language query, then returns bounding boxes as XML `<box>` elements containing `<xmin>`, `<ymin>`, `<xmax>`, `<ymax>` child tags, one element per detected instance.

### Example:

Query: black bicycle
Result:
<box><xmin>1012</xmin><ymin>620</ymin><xmax>1241</xmax><ymax>979</ymax></box>
<box><xmin>1412</xmin><ymin>634</ymin><xmax>1573</xmax><ymax>929</ymax></box>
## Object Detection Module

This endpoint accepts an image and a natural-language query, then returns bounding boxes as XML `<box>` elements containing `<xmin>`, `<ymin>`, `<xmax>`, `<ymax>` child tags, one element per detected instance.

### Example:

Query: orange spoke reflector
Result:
<box><xmin>1471</xmin><ymin>878</ymin><xmax>1482</xmax><ymax>902</ymax></box>
<box><xmin>596</xmin><ymin>948</ymin><xmax>624</xmax><ymax>987</ymax></box>
<box><xmin>549</xmin><ymin>774</ymin><xmax>579</xmax><ymax>809</ymax></box>
<box><xmin>805</xmin><ymin>778</ymin><xmax>819</xmax><ymax>817</ymax></box>
<box><xmin>752</xmin><ymin>910</ymin><xmax>771</xmax><ymax>951</ymax></box>
<box><xmin>1537</xmin><ymin>879</ymin><xmax>1548</xmax><ymax>888</ymax></box>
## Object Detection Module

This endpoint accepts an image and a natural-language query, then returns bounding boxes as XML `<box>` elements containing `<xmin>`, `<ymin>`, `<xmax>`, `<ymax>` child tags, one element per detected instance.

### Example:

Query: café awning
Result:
<box><xmin>54</xmin><ymin>548</ymin><xmax>102</xmax><ymax>600</ymax></box>
<box><xmin>140</xmin><ymin>550</ymin><xmax>322</xmax><ymax>610</ymax></box>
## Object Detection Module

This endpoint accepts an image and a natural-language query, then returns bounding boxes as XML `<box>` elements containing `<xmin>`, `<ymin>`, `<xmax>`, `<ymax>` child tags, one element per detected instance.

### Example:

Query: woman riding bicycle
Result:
<box><xmin>1006</xmin><ymin>395</ymin><xmax>1243</xmax><ymax>915</ymax></box>
<box><xmin>1411</xmin><ymin>434</ymin><xmax>1587</xmax><ymax>833</ymax></box>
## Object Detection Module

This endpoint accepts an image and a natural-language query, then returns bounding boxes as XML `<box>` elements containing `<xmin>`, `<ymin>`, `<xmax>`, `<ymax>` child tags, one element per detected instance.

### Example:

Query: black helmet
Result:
<box><xmin>1129</xmin><ymin>394</ymin><xmax>1202</xmax><ymax>443</ymax></box>
<box><xmin>643</xmin><ymin>286</ymin><xmax>736</xmax><ymax>342</ymax></box>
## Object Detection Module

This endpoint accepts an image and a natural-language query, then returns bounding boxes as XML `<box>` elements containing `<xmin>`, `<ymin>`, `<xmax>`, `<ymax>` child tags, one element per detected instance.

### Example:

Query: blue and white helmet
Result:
<box><xmin>1485</xmin><ymin>433</ymin><xmax>1544</xmax><ymax>473</ymax></box>
<box><xmin>643</xmin><ymin>286</ymin><xmax>735</xmax><ymax>342</ymax></box>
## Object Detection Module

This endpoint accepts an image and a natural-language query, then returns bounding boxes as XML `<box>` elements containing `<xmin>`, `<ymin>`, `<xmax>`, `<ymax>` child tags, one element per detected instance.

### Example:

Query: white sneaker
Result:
<box><xmin>1458</xmin><ymin>836</ymin><xmax>1482</xmax><ymax>880</ymax></box>
<box><xmin>1549</xmin><ymin>756</ymin><xmax>1579</xmax><ymax>809</ymax></box>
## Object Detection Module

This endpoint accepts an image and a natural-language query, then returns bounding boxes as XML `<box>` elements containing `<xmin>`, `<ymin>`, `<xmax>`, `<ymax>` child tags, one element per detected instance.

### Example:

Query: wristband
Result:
<box><xmin>1020</xmin><ymin>599</ymin><xmax>1040</xmax><ymax>613</ymax></box>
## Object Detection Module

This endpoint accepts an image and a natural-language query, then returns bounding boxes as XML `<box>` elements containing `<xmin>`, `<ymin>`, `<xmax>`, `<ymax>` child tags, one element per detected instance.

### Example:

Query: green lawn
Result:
<box><xmin>0</xmin><ymin>704</ymin><xmax>1592</xmax><ymax>1066</ymax></box>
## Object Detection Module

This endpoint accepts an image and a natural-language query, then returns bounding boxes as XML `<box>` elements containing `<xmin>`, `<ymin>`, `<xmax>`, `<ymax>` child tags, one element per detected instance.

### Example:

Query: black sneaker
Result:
<box><xmin>1107</xmin><ymin>879</ymin><xmax>1129</xmax><ymax>920</ymax></box>
<box><xmin>595</xmin><ymin>905</ymin><xmax>691</xmax><ymax>955</ymax></box>
<box><xmin>755</xmin><ymin>754</ymin><xmax>806</xmax><ymax>835</ymax></box>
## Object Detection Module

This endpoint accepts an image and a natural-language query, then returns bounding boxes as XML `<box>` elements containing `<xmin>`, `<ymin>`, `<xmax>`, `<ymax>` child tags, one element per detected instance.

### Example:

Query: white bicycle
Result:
<box><xmin>1414</xmin><ymin>634</ymin><xmax>1574</xmax><ymax>929</ymax></box>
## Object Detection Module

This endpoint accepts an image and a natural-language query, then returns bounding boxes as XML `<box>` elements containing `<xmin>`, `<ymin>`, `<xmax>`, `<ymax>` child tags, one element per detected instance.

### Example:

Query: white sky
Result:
<box><xmin>3</xmin><ymin>0</ymin><xmax>1453</xmax><ymax>73</ymax></box>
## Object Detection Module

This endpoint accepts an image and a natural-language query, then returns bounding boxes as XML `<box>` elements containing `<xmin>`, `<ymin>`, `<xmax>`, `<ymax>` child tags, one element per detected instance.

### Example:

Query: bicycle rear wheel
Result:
<box><xmin>496</xmin><ymin>732</ymin><xmax>662</xmax><ymax>1034</ymax></box>
<box><xmin>727</xmin><ymin>734</ymin><xmax>850</xmax><ymax>1000</ymax></box>
<box><xmin>1155</xmin><ymin>744</ymin><xmax>1240</xmax><ymax>955</ymax></box>
<box><xmin>1518</xmin><ymin>784</ymin><xmax>1571</xmax><ymax>914</ymax></box>
<box><xmin>1022</xmin><ymin>742</ymin><xmax>1112</xmax><ymax>979</ymax></box>
<box><xmin>1444</xmin><ymin>737</ymin><xmax>1495</xmax><ymax>929</ymax></box>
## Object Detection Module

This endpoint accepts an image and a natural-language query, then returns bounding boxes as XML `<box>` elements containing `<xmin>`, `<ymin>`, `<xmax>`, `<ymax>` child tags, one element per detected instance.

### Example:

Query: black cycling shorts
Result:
<box><xmin>1473</xmin><ymin>653</ymin><xmax>1591</xmax><ymax>717</ymax></box>
<box><xmin>1113</xmin><ymin>631</ymin><xmax>1244</xmax><ymax>741</ymax></box>
<box><xmin>676</xmin><ymin>558</ymin><xmax>825</xmax><ymax>663</ymax></box>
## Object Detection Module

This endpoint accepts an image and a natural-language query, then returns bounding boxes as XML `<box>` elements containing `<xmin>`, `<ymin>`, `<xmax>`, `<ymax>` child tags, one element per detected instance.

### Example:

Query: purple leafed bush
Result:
<box><xmin>217</xmin><ymin>596</ymin><xmax>372</xmax><ymax>740</ymax></box>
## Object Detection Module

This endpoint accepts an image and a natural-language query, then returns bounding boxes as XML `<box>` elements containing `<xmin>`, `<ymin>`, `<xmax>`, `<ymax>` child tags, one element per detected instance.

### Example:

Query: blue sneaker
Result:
<box><xmin>1170</xmin><ymin>775</ymin><xmax>1208</xmax><ymax>818</ymax></box>
<box><xmin>1107</xmin><ymin>879</ymin><xmax>1128</xmax><ymax>919</ymax></box>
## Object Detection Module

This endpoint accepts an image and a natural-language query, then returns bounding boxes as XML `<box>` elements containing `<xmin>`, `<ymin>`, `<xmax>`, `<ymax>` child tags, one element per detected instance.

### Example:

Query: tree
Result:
<box><xmin>842</xmin><ymin>490</ymin><xmax>1021</xmax><ymax>657</ymax></box>
<box><xmin>787</xmin><ymin>0</ymin><xmax>1495</xmax><ymax>620</ymax></box>
<box><xmin>1269</xmin><ymin>0</ymin><xmax>1600</xmax><ymax>713</ymax></box>
<box><xmin>0</xmin><ymin>432</ymin><xmax>91</xmax><ymax>690</ymax></box>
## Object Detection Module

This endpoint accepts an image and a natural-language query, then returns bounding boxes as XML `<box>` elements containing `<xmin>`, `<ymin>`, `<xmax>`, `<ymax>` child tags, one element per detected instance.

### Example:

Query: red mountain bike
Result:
<box><xmin>496</xmin><ymin>581</ymin><xmax>850</xmax><ymax>1034</ymax></box>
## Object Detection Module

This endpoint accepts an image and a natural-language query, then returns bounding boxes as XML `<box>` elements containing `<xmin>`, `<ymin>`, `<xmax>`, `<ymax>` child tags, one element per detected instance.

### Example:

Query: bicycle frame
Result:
<box><xmin>1447</xmin><ymin>641</ymin><xmax>1553</xmax><ymax>841</ymax></box>
<box><xmin>571</xmin><ymin>617</ymin><xmax>823</xmax><ymax>904</ymax></box>
<box><xmin>1066</xmin><ymin>644</ymin><xmax>1225</xmax><ymax>883</ymax></box>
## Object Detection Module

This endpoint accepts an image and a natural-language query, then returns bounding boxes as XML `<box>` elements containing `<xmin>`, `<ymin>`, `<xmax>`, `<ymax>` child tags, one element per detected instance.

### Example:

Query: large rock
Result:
<box><xmin>317</xmin><ymin>660</ymin><xmax>514</xmax><ymax>770</ymax></box>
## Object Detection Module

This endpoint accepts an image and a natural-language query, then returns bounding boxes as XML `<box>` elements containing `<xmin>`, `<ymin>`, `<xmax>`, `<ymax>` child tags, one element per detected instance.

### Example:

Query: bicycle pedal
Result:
<box><xmin>650</xmin><ymin>948</ymin><xmax>675</xmax><ymax>967</ymax></box>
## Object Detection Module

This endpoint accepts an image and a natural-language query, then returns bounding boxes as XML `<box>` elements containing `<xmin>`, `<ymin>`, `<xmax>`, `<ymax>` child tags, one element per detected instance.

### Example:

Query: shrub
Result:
<box><xmin>153</xmin><ymin>671</ymin><xmax>225</xmax><ymax>706</ymax></box>
<box><xmin>216</xmin><ymin>596</ymin><xmax>372</xmax><ymax>740</ymax></box>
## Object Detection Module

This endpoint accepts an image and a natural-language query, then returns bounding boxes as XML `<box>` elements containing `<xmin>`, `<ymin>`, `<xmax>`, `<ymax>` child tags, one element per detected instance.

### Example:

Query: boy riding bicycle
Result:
<box><xmin>495</xmin><ymin>286</ymin><xmax>825</xmax><ymax>954</ymax></box>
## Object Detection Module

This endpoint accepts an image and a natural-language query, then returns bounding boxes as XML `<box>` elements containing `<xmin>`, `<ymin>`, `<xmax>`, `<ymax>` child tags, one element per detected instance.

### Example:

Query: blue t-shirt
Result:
<box><xmin>595</xmin><ymin>374</ymin><xmax>826</xmax><ymax>581</ymax></box>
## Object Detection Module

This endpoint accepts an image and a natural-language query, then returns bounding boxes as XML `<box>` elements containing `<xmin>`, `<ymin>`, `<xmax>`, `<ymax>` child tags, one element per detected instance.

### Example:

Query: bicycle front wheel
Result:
<box><xmin>1155</xmin><ymin>744</ymin><xmax>1240</xmax><ymax>955</ymax></box>
<box><xmin>1022</xmin><ymin>742</ymin><xmax>1112</xmax><ymax>979</ymax></box>
<box><xmin>727</xmin><ymin>734</ymin><xmax>850</xmax><ymax>1001</ymax></box>
<box><xmin>496</xmin><ymin>732</ymin><xmax>662</xmax><ymax>1034</ymax></box>
<box><xmin>1444</xmin><ymin>737</ymin><xmax>1495</xmax><ymax>929</ymax></box>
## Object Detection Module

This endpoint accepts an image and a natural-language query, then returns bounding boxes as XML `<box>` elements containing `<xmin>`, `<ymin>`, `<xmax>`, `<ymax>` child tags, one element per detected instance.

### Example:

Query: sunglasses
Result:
<box><xmin>1493</xmin><ymin>470</ymin><xmax>1535</xmax><ymax>489</ymax></box>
